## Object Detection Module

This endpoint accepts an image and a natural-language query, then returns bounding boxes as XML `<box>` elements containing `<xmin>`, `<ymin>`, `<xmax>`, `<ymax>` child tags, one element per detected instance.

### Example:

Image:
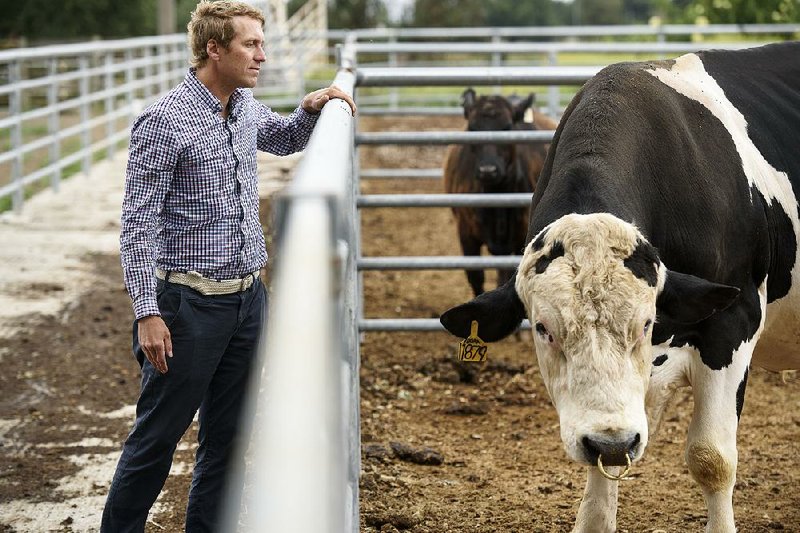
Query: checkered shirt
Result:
<box><xmin>120</xmin><ymin>69</ymin><xmax>318</xmax><ymax>319</ymax></box>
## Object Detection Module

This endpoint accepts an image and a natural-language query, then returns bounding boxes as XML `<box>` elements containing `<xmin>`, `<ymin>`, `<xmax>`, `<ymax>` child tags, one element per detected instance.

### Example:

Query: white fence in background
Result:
<box><xmin>257</xmin><ymin>0</ymin><xmax>329</xmax><ymax>104</ymax></box>
<box><xmin>0</xmin><ymin>1</ymin><xmax>329</xmax><ymax>213</ymax></box>
<box><xmin>0</xmin><ymin>35</ymin><xmax>187</xmax><ymax>212</ymax></box>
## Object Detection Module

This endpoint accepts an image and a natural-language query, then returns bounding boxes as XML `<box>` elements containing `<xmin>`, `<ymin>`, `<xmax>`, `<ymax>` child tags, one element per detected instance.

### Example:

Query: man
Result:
<box><xmin>101</xmin><ymin>1</ymin><xmax>356</xmax><ymax>531</ymax></box>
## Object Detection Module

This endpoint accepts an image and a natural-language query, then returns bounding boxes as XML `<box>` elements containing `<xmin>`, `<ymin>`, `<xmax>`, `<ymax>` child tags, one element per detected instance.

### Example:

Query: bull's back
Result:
<box><xmin>642</xmin><ymin>44</ymin><xmax>800</xmax><ymax>371</ymax></box>
<box><xmin>530</xmin><ymin>43</ymin><xmax>800</xmax><ymax>370</ymax></box>
<box><xmin>692</xmin><ymin>44</ymin><xmax>800</xmax><ymax>371</ymax></box>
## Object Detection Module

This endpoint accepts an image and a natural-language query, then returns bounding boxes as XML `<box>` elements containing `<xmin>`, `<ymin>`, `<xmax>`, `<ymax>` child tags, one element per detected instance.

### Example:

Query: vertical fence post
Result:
<box><xmin>174</xmin><ymin>40</ymin><xmax>186</xmax><ymax>85</ymax></box>
<box><xmin>295</xmin><ymin>38</ymin><xmax>306</xmax><ymax>102</ymax></box>
<box><xmin>79</xmin><ymin>55</ymin><xmax>91</xmax><ymax>175</ymax></box>
<box><xmin>491</xmin><ymin>31</ymin><xmax>502</xmax><ymax>94</ymax></box>
<box><xmin>144</xmin><ymin>46</ymin><xmax>153</xmax><ymax>102</ymax></box>
<box><xmin>388</xmin><ymin>33</ymin><xmax>398</xmax><ymax>110</ymax></box>
<box><xmin>10</xmin><ymin>59</ymin><xmax>23</xmax><ymax>212</ymax></box>
<box><xmin>547</xmin><ymin>50</ymin><xmax>560</xmax><ymax>117</ymax></box>
<box><xmin>125</xmin><ymin>49</ymin><xmax>135</xmax><ymax>124</ymax></box>
<box><xmin>48</xmin><ymin>58</ymin><xmax>61</xmax><ymax>192</ymax></box>
<box><xmin>158</xmin><ymin>42</ymin><xmax>169</xmax><ymax>94</ymax></box>
<box><xmin>105</xmin><ymin>52</ymin><xmax>115</xmax><ymax>160</ymax></box>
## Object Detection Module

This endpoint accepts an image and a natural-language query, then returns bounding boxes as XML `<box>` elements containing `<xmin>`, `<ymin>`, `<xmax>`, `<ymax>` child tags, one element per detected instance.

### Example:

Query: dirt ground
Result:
<box><xmin>1</xmin><ymin>115</ymin><xmax>799</xmax><ymax>532</ymax></box>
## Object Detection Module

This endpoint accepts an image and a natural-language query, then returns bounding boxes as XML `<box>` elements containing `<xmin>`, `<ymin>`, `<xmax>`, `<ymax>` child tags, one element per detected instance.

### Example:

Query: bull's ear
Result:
<box><xmin>440</xmin><ymin>278</ymin><xmax>525</xmax><ymax>341</ymax></box>
<box><xmin>461</xmin><ymin>88</ymin><xmax>476</xmax><ymax>118</ymax></box>
<box><xmin>511</xmin><ymin>93</ymin><xmax>535</xmax><ymax>123</ymax></box>
<box><xmin>656</xmin><ymin>270</ymin><xmax>740</xmax><ymax>325</ymax></box>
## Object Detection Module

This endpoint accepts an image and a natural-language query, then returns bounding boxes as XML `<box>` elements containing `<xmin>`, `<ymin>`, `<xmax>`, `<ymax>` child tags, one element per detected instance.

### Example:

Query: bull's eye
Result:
<box><xmin>643</xmin><ymin>319</ymin><xmax>653</xmax><ymax>335</ymax></box>
<box><xmin>535</xmin><ymin>322</ymin><xmax>555</xmax><ymax>344</ymax></box>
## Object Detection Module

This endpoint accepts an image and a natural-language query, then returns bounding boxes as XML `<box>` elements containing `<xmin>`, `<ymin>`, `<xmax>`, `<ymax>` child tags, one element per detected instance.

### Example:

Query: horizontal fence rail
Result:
<box><xmin>355</xmin><ymin>130</ymin><xmax>555</xmax><ymax>145</ymax></box>
<box><xmin>359</xmin><ymin>255</ymin><xmax>522</xmax><ymax>270</ymax></box>
<box><xmin>359</xmin><ymin>318</ymin><xmax>533</xmax><ymax>332</ymax></box>
<box><xmin>359</xmin><ymin>106</ymin><xmax>463</xmax><ymax>116</ymax></box>
<box><xmin>231</xmin><ymin>61</ymin><xmax>359</xmax><ymax>532</ymax></box>
<box><xmin>357</xmin><ymin>193</ymin><xmax>532</xmax><ymax>208</ymax></box>
<box><xmin>356</xmin><ymin>65</ymin><xmax>602</xmax><ymax>87</ymax></box>
<box><xmin>352</xmin><ymin>40</ymin><xmax>763</xmax><ymax>56</ymax></box>
<box><xmin>361</xmin><ymin>168</ymin><xmax>442</xmax><ymax>179</ymax></box>
<box><xmin>330</xmin><ymin>23</ymin><xmax>800</xmax><ymax>41</ymax></box>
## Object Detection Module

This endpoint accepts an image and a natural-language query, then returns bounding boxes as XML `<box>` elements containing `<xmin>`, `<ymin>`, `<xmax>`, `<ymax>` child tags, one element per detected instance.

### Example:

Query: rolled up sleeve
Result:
<box><xmin>120</xmin><ymin>110</ymin><xmax>177</xmax><ymax>319</ymax></box>
<box><xmin>255</xmin><ymin>102</ymin><xmax>319</xmax><ymax>155</ymax></box>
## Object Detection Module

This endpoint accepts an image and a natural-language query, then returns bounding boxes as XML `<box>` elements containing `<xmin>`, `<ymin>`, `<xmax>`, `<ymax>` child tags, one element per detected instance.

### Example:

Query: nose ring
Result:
<box><xmin>596</xmin><ymin>453</ymin><xmax>632</xmax><ymax>481</ymax></box>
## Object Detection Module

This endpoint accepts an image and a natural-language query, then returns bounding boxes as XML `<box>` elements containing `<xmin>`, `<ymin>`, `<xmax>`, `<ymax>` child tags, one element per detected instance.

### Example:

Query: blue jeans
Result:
<box><xmin>101</xmin><ymin>277</ymin><xmax>266</xmax><ymax>533</ymax></box>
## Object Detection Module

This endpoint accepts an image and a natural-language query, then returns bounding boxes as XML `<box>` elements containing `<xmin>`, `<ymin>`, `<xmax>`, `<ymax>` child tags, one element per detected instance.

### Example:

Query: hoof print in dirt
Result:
<box><xmin>452</xmin><ymin>359</ymin><xmax>483</xmax><ymax>383</ymax></box>
<box><xmin>416</xmin><ymin>357</ymin><xmax>462</xmax><ymax>384</ymax></box>
<box><xmin>389</xmin><ymin>441</ymin><xmax>444</xmax><ymax>465</ymax></box>
<box><xmin>363</xmin><ymin>443</ymin><xmax>392</xmax><ymax>463</ymax></box>
<box><xmin>442</xmin><ymin>400</ymin><xmax>490</xmax><ymax>416</ymax></box>
<box><xmin>365</xmin><ymin>511</ymin><xmax>417</xmax><ymax>531</ymax></box>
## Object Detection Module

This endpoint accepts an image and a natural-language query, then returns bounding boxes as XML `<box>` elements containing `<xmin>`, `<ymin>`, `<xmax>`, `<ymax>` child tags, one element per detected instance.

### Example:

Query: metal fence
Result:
<box><xmin>0</xmin><ymin>35</ymin><xmax>187</xmax><ymax>212</ymax></box>
<box><xmin>0</xmin><ymin>0</ymin><xmax>328</xmax><ymax>213</ymax></box>
<box><xmin>229</xmin><ymin>41</ymin><xmax>359</xmax><ymax>533</ymax></box>
<box><xmin>331</xmin><ymin>23</ymin><xmax>799</xmax><ymax>115</ymax></box>
<box><xmin>329</xmin><ymin>22</ymin><xmax>800</xmax><ymax>42</ymax></box>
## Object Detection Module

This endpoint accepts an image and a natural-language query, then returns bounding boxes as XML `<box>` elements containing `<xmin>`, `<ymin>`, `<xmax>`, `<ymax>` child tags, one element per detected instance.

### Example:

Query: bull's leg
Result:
<box><xmin>459</xmin><ymin>234</ymin><xmax>484</xmax><ymax>296</ymax></box>
<box><xmin>572</xmin><ymin>468</ymin><xmax>619</xmax><ymax>533</ymax></box>
<box><xmin>686</xmin><ymin>346</ymin><xmax>754</xmax><ymax>533</ymax></box>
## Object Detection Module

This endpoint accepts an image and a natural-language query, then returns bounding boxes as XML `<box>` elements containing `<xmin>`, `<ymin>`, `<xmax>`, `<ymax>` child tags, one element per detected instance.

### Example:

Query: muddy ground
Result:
<box><xmin>0</xmin><ymin>115</ymin><xmax>798</xmax><ymax>532</ymax></box>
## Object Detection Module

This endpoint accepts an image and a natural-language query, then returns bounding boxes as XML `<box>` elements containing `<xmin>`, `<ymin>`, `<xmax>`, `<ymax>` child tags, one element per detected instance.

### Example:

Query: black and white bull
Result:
<box><xmin>440</xmin><ymin>41</ymin><xmax>800</xmax><ymax>532</ymax></box>
<box><xmin>444</xmin><ymin>88</ymin><xmax>558</xmax><ymax>296</ymax></box>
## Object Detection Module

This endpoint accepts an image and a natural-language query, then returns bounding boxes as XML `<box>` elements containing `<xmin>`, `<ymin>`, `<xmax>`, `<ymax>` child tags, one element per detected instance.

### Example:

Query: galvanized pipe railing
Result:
<box><xmin>0</xmin><ymin>35</ymin><xmax>188</xmax><ymax>212</ymax></box>
<box><xmin>359</xmin><ymin>255</ymin><xmax>521</xmax><ymax>270</ymax></box>
<box><xmin>356</xmin><ymin>129</ymin><xmax>555</xmax><ymax>145</ymax></box>
<box><xmin>231</xmin><ymin>43</ymin><xmax>360</xmax><ymax>533</ymax></box>
<box><xmin>357</xmin><ymin>192</ymin><xmax>531</xmax><ymax>208</ymax></box>
<box><xmin>356</xmin><ymin>65</ymin><xmax>601</xmax><ymax>87</ymax></box>
<box><xmin>329</xmin><ymin>23</ymin><xmax>800</xmax><ymax>42</ymax></box>
<box><xmin>352</xmin><ymin>40</ymin><xmax>762</xmax><ymax>56</ymax></box>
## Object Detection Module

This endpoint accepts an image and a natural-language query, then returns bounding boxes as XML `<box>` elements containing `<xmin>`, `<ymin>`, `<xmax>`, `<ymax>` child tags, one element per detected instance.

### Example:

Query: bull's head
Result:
<box><xmin>440</xmin><ymin>213</ymin><xmax>739</xmax><ymax>467</ymax></box>
<box><xmin>461</xmin><ymin>88</ymin><xmax>534</xmax><ymax>188</ymax></box>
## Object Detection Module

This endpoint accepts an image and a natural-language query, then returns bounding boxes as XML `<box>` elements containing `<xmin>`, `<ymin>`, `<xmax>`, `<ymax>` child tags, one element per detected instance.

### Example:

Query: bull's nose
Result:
<box><xmin>581</xmin><ymin>432</ymin><xmax>641</xmax><ymax>466</ymax></box>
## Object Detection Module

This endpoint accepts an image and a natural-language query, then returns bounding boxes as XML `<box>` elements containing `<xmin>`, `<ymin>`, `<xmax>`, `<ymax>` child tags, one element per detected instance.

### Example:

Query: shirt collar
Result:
<box><xmin>185</xmin><ymin>68</ymin><xmax>247</xmax><ymax>118</ymax></box>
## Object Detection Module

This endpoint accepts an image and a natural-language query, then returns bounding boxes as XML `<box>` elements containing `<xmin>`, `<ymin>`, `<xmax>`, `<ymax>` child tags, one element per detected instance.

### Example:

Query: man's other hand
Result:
<box><xmin>301</xmin><ymin>84</ymin><xmax>357</xmax><ymax>115</ymax></box>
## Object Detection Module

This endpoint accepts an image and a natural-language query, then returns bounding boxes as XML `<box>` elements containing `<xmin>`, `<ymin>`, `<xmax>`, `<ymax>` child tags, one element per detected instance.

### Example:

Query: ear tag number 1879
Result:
<box><xmin>457</xmin><ymin>320</ymin><xmax>488</xmax><ymax>363</ymax></box>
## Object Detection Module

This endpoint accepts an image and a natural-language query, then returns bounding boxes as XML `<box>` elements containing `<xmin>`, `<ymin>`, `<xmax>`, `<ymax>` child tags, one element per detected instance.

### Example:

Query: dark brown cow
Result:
<box><xmin>443</xmin><ymin>88</ymin><xmax>558</xmax><ymax>296</ymax></box>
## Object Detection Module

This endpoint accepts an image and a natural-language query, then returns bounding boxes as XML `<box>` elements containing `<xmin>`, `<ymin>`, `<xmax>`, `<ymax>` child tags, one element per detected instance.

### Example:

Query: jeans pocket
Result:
<box><xmin>158</xmin><ymin>285</ymin><xmax>184</xmax><ymax>330</ymax></box>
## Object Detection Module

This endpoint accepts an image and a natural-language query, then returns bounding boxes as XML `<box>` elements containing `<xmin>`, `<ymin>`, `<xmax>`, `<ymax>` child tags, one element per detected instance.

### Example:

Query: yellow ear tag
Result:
<box><xmin>457</xmin><ymin>320</ymin><xmax>488</xmax><ymax>363</ymax></box>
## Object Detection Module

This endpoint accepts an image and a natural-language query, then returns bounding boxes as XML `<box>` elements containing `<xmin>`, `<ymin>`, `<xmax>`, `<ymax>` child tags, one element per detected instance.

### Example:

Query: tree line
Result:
<box><xmin>325</xmin><ymin>0</ymin><xmax>799</xmax><ymax>29</ymax></box>
<box><xmin>1</xmin><ymin>0</ymin><xmax>797</xmax><ymax>41</ymax></box>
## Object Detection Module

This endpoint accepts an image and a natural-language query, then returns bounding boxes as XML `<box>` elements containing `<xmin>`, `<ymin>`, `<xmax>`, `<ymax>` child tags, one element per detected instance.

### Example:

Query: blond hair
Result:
<box><xmin>187</xmin><ymin>0</ymin><xmax>266</xmax><ymax>68</ymax></box>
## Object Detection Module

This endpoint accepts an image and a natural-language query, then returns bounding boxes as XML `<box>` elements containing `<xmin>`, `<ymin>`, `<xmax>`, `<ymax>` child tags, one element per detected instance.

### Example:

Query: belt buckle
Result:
<box><xmin>241</xmin><ymin>272</ymin><xmax>255</xmax><ymax>292</ymax></box>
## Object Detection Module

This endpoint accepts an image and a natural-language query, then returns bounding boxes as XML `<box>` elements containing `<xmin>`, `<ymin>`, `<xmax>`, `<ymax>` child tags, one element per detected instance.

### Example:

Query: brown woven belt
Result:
<box><xmin>155</xmin><ymin>268</ymin><xmax>260</xmax><ymax>296</ymax></box>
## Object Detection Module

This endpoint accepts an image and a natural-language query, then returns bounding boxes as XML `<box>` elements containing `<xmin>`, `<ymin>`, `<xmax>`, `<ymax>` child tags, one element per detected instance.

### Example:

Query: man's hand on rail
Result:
<box><xmin>302</xmin><ymin>84</ymin><xmax>357</xmax><ymax>116</ymax></box>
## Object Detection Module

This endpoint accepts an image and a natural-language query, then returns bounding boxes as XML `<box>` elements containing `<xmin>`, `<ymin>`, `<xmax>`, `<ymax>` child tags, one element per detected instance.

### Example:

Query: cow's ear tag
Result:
<box><xmin>457</xmin><ymin>320</ymin><xmax>488</xmax><ymax>363</ymax></box>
